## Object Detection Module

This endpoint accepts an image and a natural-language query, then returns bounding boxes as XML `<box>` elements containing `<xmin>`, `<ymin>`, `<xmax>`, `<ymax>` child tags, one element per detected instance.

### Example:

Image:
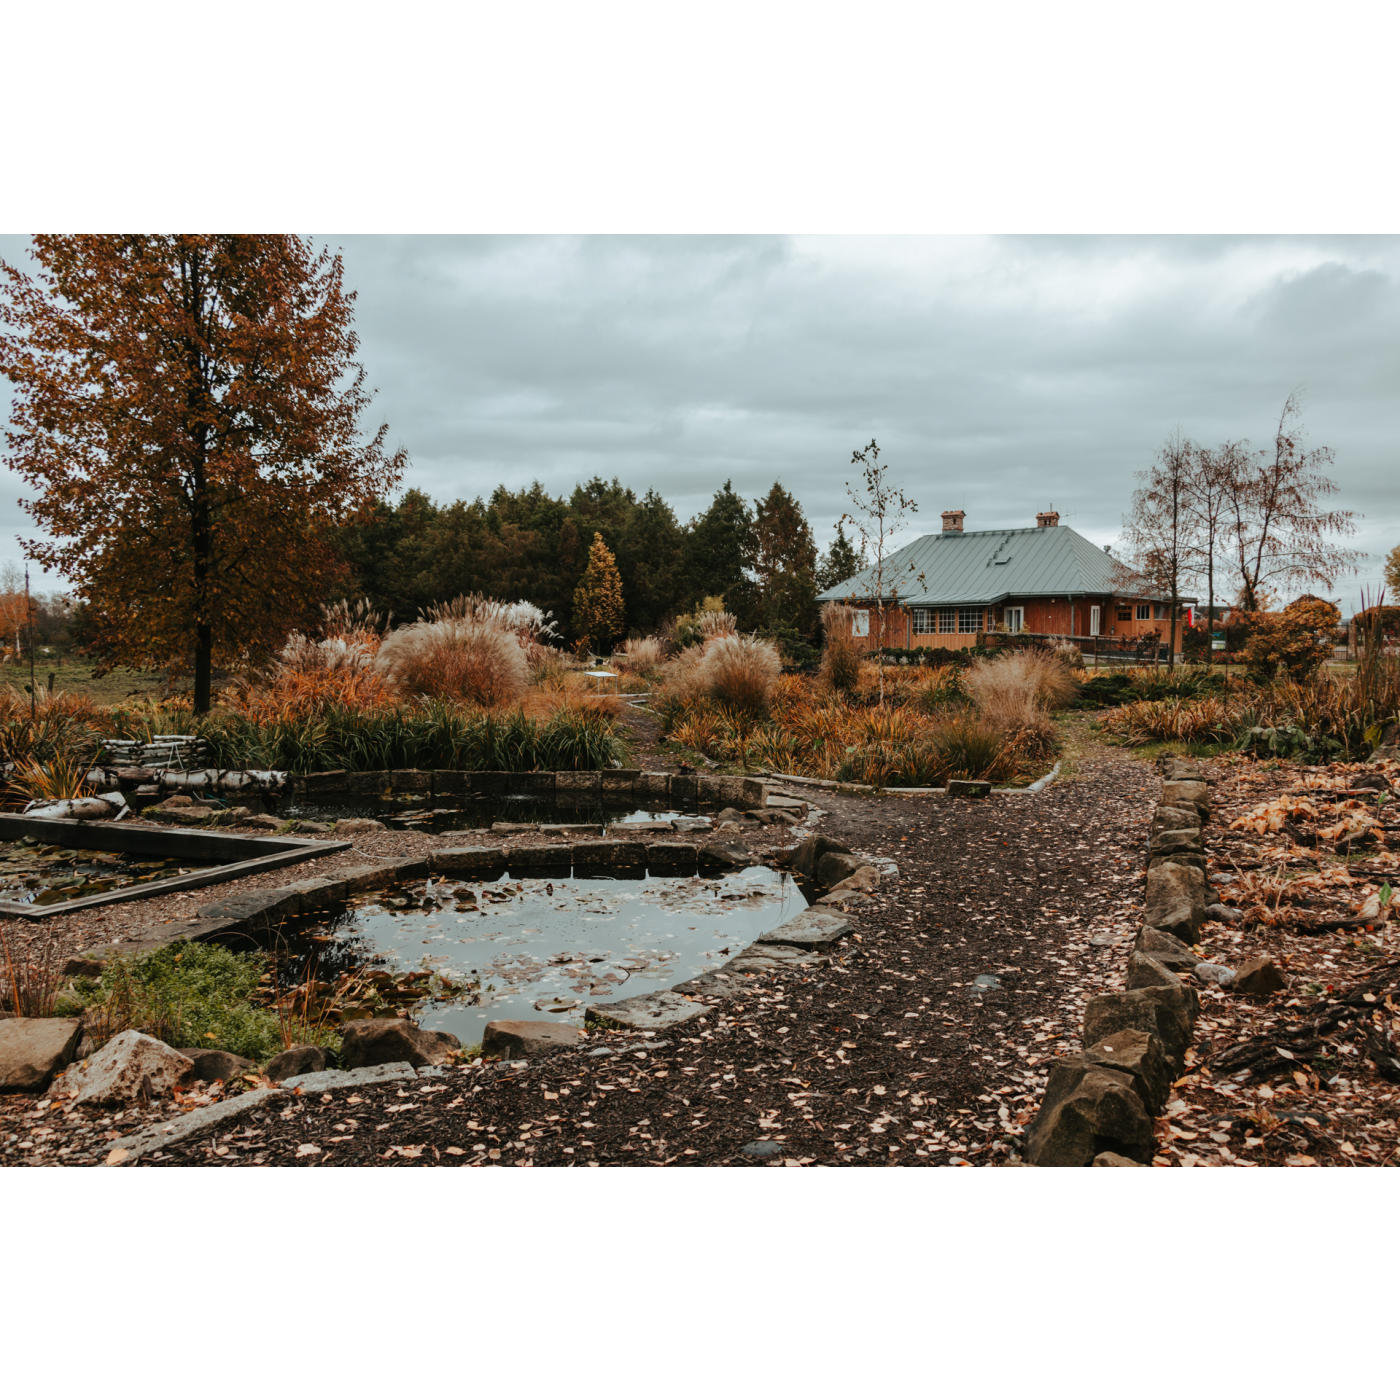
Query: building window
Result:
<box><xmin>1154</xmin><ymin>603</ymin><xmax>1167</xmax><ymax>620</ymax></box>
<box><xmin>1117</xmin><ymin>606</ymin><xmax>1132</xmax><ymax>621</ymax></box>
<box><xmin>912</xmin><ymin>607</ymin><xmax>933</xmax><ymax>635</ymax></box>
<box><xmin>938</xmin><ymin>608</ymin><xmax>957</xmax><ymax>634</ymax></box>
<box><xmin>958</xmin><ymin>606</ymin><xmax>982</xmax><ymax>634</ymax></box>
<box><xmin>1136</xmin><ymin>603</ymin><xmax>1151</xmax><ymax>621</ymax></box>
<box><xmin>852</xmin><ymin>610</ymin><xmax>869</xmax><ymax>638</ymax></box>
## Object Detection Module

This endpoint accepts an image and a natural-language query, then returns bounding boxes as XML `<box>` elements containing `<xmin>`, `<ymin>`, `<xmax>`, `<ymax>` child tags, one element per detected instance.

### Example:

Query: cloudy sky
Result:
<box><xmin>1</xmin><ymin>234</ymin><xmax>1395</xmax><ymax>612</ymax></box>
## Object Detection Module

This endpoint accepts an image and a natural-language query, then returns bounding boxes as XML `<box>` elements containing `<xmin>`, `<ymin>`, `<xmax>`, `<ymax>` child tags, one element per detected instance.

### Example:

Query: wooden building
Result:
<box><xmin>815</xmin><ymin>508</ymin><xmax>1194</xmax><ymax>656</ymax></box>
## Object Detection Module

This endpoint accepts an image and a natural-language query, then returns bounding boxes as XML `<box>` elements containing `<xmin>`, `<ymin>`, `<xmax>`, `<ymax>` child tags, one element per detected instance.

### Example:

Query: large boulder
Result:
<box><xmin>0</xmin><ymin>1017</ymin><xmax>84</xmax><ymax>1092</ymax></box>
<box><xmin>176</xmin><ymin>1048</ymin><xmax>256</xmax><ymax>1085</ymax></box>
<box><xmin>791</xmin><ymin>835</ymin><xmax>853</xmax><ymax>881</ymax></box>
<box><xmin>816</xmin><ymin>851</ymin><xmax>868</xmax><ymax>889</ymax></box>
<box><xmin>1025</xmin><ymin>1068</ymin><xmax>1157</xmax><ymax>1166</ymax></box>
<box><xmin>339</xmin><ymin>1018</ymin><xmax>461</xmax><ymax>1069</ymax></box>
<box><xmin>1144</xmin><ymin>861</ymin><xmax>1207</xmax><ymax>942</ymax></box>
<box><xmin>263</xmin><ymin>1044</ymin><xmax>330</xmax><ymax>1082</ymax></box>
<box><xmin>59</xmin><ymin>1031</ymin><xmax>194</xmax><ymax>1104</ymax></box>
<box><xmin>1082</xmin><ymin>988</ymin><xmax>1191</xmax><ymax>1071</ymax></box>
<box><xmin>482</xmin><ymin>1020</ymin><xmax>583</xmax><ymax>1060</ymax></box>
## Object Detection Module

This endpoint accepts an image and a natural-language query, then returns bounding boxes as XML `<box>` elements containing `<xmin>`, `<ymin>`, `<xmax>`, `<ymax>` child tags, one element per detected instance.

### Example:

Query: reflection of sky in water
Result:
<box><xmin>282</xmin><ymin>793</ymin><xmax>705</xmax><ymax>834</ymax></box>
<box><xmin>318</xmin><ymin>867</ymin><xmax>807</xmax><ymax>1048</ymax></box>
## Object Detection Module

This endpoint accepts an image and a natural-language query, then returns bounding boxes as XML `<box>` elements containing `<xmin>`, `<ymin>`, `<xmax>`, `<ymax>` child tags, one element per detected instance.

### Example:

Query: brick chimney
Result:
<box><xmin>941</xmin><ymin>509</ymin><xmax>966</xmax><ymax>533</ymax></box>
<box><xmin>1036</xmin><ymin>509</ymin><xmax>1060</xmax><ymax>528</ymax></box>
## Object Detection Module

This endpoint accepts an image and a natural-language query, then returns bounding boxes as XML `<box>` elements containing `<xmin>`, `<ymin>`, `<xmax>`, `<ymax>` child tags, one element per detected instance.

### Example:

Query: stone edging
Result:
<box><xmin>763</xmin><ymin>762</ymin><xmax>1061</xmax><ymax>798</ymax></box>
<box><xmin>1022</xmin><ymin>757</ymin><xmax>1213</xmax><ymax>1166</ymax></box>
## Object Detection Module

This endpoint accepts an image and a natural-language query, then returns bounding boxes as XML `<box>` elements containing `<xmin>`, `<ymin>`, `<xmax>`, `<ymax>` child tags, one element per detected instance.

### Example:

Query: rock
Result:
<box><xmin>59</xmin><ymin>1030</ymin><xmax>194</xmax><ymax>1104</ymax></box>
<box><xmin>1080</xmin><ymin>1027</ymin><xmax>1174</xmax><ymax>1115</ymax></box>
<box><xmin>242</xmin><ymin>813</ymin><xmax>283</xmax><ymax>831</ymax></box>
<box><xmin>790</xmin><ymin>834</ymin><xmax>853</xmax><ymax>881</ymax></box>
<box><xmin>1193</xmin><ymin>961</ymin><xmax>1237</xmax><ymax>988</ymax></box>
<box><xmin>280</xmin><ymin>1063</ymin><xmax>417</xmax><ymax>1092</ymax></box>
<box><xmin>0</xmin><ymin>1017</ymin><xmax>84</xmax><ymax>1091</ymax></box>
<box><xmin>1144</xmin><ymin>860</ymin><xmax>1206</xmax><ymax>942</ymax></box>
<box><xmin>752</xmin><ymin>809</ymin><xmax>800</xmax><ymax>826</ymax></box>
<box><xmin>1126</xmin><ymin>951</ymin><xmax>1184</xmax><ymax>992</ymax></box>
<box><xmin>1082</xmin><ymin>988</ymin><xmax>1191</xmax><ymax>1071</ymax></box>
<box><xmin>1135</xmin><ymin>924</ymin><xmax>1200</xmax><ymax>972</ymax></box>
<box><xmin>816</xmin><ymin>851</ymin><xmax>867</xmax><ymax>888</ymax></box>
<box><xmin>1234</xmin><ymin>956</ymin><xmax>1287</xmax><ymax>997</ymax></box>
<box><xmin>197</xmin><ymin>887</ymin><xmax>304</xmax><ymax>931</ymax></box>
<box><xmin>740</xmin><ymin>1140</ymin><xmax>783</xmax><ymax>1157</ymax></box>
<box><xmin>586</xmin><ymin>991</ymin><xmax>711</xmax><ymax>1031</ymax></box>
<box><xmin>714</xmin><ymin>807</ymin><xmax>753</xmax><ymax>825</ymax></box>
<box><xmin>1093</xmin><ymin>1151</ymin><xmax>1146</xmax><ymax>1166</ymax></box>
<box><xmin>1025</xmin><ymin>1067</ymin><xmax>1157</xmax><ymax>1166</ymax></box>
<box><xmin>264</xmin><ymin>1044</ymin><xmax>330</xmax><ymax>1082</ymax></box>
<box><xmin>334</xmin><ymin>817</ymin><xmax>386</xmax><ymax>834</ymax></box>
<box><xmin>102</xmin><ymin>1086</ymin><xmax>284</xmax><ymax>1163</ymax></box>
<box><xmin>177</xmin><ymin>1048</ymin><xmax>257</xmax><ymax>1085</ymax></box>
<box><xmin>62</xmin><ymin>957</ymin><xmax>105</xmax><ymax>978</ymax></box>
<box><xmin>429</xmin><ymin>846</ymin><xmax>507</xmax><ymax>874</ymax></box>
<box><xmin>482</xmin><ymin>1020</ymin><xmax>584</xmax><ymax>1059</ymax></box>
<box><xmin>1147</xmin><ymin>828</ymin><xmax>1204</xmax><ymax>864</ymax></box>
<box><xmin>698</xmin><ymin>839</ymin><xmax>754</xmax><ymax>869</ymax></box>
<box><xmin>757</xmin><ymin>907</ymin><xmax>852</xmax><ymax>951</ymax></box>
<box><xmin>339</xmin><ymin>1018</ymin><xmax>461</xmax><ymax>1069</ymax></box>
<box><xmin>1151</xmin><ymin>804</ymin><xmax>1202</xmax><ymax>834</ymax></box>
<box><xmin>1204</xmin><ymin>902</ymin><xmax>1242</xmax><ymax>924</ymax></box>
<box><xmin>826</xmin><ymin>865</ymin><xmax>881</xmax><ymax>894</ymax></box>
<box><xmin>816</xmin><ymin>890</ymin><xmax>875</xmax><ymax>907</ymax></box>
<box><xmin>1160</xmin><ymin>779</ymin><xmax>1209</xmax><ymax>816</ymax></box>
<box><xmin>948</xmin><ymin>779</ymin><xmax>991</xmax><ymax>798</ymax></box>
<box><xmin>289</xmin><ymin>819</ymin><xmax>331</xmax><ymax>833</ymax></box>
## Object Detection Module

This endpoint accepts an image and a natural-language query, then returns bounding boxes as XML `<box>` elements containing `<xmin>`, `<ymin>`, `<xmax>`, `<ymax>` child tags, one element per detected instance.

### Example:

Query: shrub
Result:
<box><xmin>702</xmin><ymin>634</ymin><xmax>781</xmax><ymax>714</ymax></box>
<box><xmin>1242</xmin><ymin>609</ymin><xmax>1332</xmax><ymax>681</ymax></box>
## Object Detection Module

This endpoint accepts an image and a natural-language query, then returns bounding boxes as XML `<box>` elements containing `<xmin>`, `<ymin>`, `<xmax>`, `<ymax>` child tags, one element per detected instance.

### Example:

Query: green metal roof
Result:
<box><xmin>816</xmin><ymin>525</ymin><xmax>1191</xmax><ymax>606</ymax></box>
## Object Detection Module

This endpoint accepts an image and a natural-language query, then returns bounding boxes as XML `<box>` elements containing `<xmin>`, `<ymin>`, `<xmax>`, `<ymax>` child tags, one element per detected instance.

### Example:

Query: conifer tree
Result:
<box><xmin>572</xmin><ymin>531</ymin><xmax>625</xmax><ymax>653</ymax></box>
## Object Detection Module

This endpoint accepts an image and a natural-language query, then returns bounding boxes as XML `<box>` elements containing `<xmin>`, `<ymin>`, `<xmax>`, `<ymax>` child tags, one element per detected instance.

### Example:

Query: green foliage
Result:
<box><xmin>85</xmin><ymin>943</ymin><xmax>298</xmax><ymax>1063</ymax></box>
<box><xmin>816</xmin><ymin>522</ymin><xmax>866</xmax><ymax>591</ymax></box>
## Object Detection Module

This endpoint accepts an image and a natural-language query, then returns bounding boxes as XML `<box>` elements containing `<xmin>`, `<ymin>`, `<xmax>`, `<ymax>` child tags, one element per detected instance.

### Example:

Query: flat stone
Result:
<box><xmin>740</xmin><ymin>1141</ymin><xmax>783</xmax><ymax>1157</ymax></box>
<box><xmin>0</xmin><ymin>1017</ymin><xmax>83</xmax><ymax>1091</ymax></box>
<box><xmin>1151</xmin><ymin>804</ymin><xmax>1202</xmax><ymax>834</ymax></box>
<box><xmin>505</xmin><ymin>844</ymin><xmax>573</xmax><ymax>868</ymax></box>
<box><xmin>58</xmin><ymin>1030</ymin><xmax>194</xmax><ymax>1104</ymax></box>
<box><xmin>102</xmin><ymin>1087</ymin><xmax>284</xmax><ymax>1164</ymax></box>
<box><xmin>280</xmin><ymin>1062</ymin><xmax>417</xmax><ymax>1092</ymax></box>
<box><xmin>601</xmin><ymin>768</ymin><xmax>643</xmax><ymax>792</ymax></box>
<box><xmin>555</xmin><ymin>771</ymin><xmax>602</xmax><ymax>793</ymax></box>
<box><xmin>338</xmin><ymin>861</ymin><xmax>426</xmax><ymax>891</ymax></box>
<box><xmin>698</xmin><ymin>839</ymin><xmax>754</xmax><ymax>869</ymax></box>
<box><xmin>196</xmin><ymin>887</ymin><xmax>303</xmax><ymax>930</ymax></box>
<box><xmin>176</xmin><ymin>1048</ymin><xmax>256</xmax><ymax>1086</ymax></box>
<box><xmin>634</xmin><ymin>772</ymin><xmax>672</xmax><ymax>800</ymax></box>
<box><xmin>391</xmin><ymin>769</ymin><xmax>432</xmax><ymax>792</ymax></box>
<box><xmin>77</xmin><ymin>917</ymin><xmax>241</xmax><ymax>963</ymax></box>
<box><xmin>279</xmin><ymin>875</ymin><xmax>348</xmax><ymax>909</ymax></box>
<box><xmin>723</xmin><ymin>941</ymin><xmax>827</xmax><ymax>973</ymax></box>
<box><xmin>948</xmin><ymin>779</ymin><xmax>991</xmax><ymax>798</ymax></box>
<box><xmin>645</xmin><ymin>841</ymin><xmax>698</xmax><ymax>868</ymax></box>
<box><xmin>571</xmin><ymin>840</ymin><xmax>648</xmax><ymax>866</ymax></box>
<box><xmin>1234</xmin><ymin>956</ymin><xmax>1287</xmax><ymax>997</ymax></box>
<box><xmin>334</xmin><ymin>818</ymin><xmax>386</xmax><ymax>834</ymax></box>
<box><xmin>264</xmin><ymin>1044</ymin><xmax>330</xmax><ymax>1082</ymax></box>
<box><xmin>1093</xmin><ymin>1151</ymin><xmax>1146</xmax><ymax>1166</ymax></box>
<box><xmin>482</xmin><ymin>1020</ymin><xmax>584</xmax><ymax>1059</ymax></box>
<box><xmin>585</xmin><ymin>991</ymin><xmax>712</xmax><ymax>1030</ymax></box>
<box><xmin>1147</xmin><ymin>828</ymin><xmax>1205</xmax><ymax>864</ymax></box>
<box><xmin>429</xmin><ymin>846</ymin><xmax>506</xmax><ymax>874</ymax></box>
<box><xmin>758</xmin><ymin>908</ymin><xmax>852</xmax><ymax>950</ymax></box>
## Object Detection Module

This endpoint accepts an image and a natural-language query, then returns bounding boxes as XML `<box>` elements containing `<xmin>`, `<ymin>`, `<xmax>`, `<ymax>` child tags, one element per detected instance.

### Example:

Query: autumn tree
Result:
<box><xmin>1120</xmin><ymin>429</ymin><xmax>1199</xmax><ymax>670</ymax></box>
<box><xmin>1222</xmin><ymin>393</ymin><xmax>1358</xmax><ymax>613</ymax></box>
<box><xmin>0</xmin><ymin>236</ymin><xmax>405</xmax><ymax>711</ymax></box>
<box><xmin>572</xmin><ymin>532</ymin><xmax>625</xmax><ymax>654</ymax></box>
<box><xmin>1384</xmin><ymin>541</ymin><xmax>1400</xmax><ymax>598</ymax></box>
<box><xmin>816</xmin><ymin>522</ymin><xmax>865</xmax><ymax>591</ymax></box>
<box><xmin>842</xmin><ymin>440</ymin><xmax>921</xmax><ymax>705</ymax></box>
<box><xmin>747</xmin><ymin>481</ymin><xmax>818</xmax><ymax>635</ymax></box>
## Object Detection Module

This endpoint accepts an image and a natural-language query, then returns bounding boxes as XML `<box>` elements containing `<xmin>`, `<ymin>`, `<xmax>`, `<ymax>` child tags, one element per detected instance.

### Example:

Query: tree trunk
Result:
<box><xmin>194</xmin><ymin>621</ymin><xmax>213</xmax><ymax>713</ymax></box>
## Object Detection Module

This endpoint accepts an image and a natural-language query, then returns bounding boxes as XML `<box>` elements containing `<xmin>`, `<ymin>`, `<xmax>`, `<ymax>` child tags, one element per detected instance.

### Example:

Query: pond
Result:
<box><xmin>0</xmin><ymin>837</ymin><xmax>218</xmax><ymax>906</ymax></box>
<box><xmin>279</xmin><ymin>792</ymin><xmax>708</xmax><ymax>835</ymax></box>
<box><xmin>300</xmin><ymin>865</ymin><xmax>808</xmax><ymax>1049</ymax></box>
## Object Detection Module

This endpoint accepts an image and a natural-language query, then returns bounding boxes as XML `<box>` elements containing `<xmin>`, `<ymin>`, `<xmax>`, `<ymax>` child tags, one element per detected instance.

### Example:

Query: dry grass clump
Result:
<box><xmin>967</xmin><ymin>649</ymin><xmax>1079</xmax><ymax>711</ymax></box>
<box><xmin>376</xmin><ymin>614</ymin><xmax>527</xmax><ymax>707</ymax></box>
<box><xmin>617</xmin><ymin>636</ymin><xmax>667</xmax><ymax>673</ymax></box>
<box><xmin>697</xmin><ymin>608</ymin><xmax>738</xmax><ymax>640</ymax></box>
<box><xmin>703</xmin><ymin>634</ymin><xmax>781</xmax><ymax>713</ymax></box>
<box><xmin>1100</xmin><ymin>695</ymin><xmax>1250</xmax><ymax>745</ymax></box>
<box><xmin>819</xmin><ymin>601</ymin><xmax>861</xmax><ymax>693</ymax></box>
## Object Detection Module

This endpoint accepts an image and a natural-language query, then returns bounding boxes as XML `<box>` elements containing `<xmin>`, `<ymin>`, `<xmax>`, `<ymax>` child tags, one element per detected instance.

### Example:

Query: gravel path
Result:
<box><xmin>3</xmin><ymin>718</ymin><xmax>1164</xmax><ymax>1168</ymax></box>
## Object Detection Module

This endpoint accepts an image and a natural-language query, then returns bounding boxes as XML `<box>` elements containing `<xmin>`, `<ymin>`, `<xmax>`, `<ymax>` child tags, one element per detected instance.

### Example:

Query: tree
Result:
<box><xmin>0</xmin><ymin>236</ymin><xmax>405</xmax><ymax>711</ymax></box>
<box><xmin>1384</xmin><ymin>541</ymin><xmax>1400</xmax><ymax>598</ymax></box>
<box><xmin>816</xmin><ymin>522</ymin><xmax>866</xmax><ymax>591</ymax></box>
<box><xmin>1222</xmin><ymin>392</ymin><xmax>1358</xmax><ymax>613</ymax></box>
<box><xmin>684</xmin><ymin>480</ymin><xmax>754</xmax><ymax>609</ymax></box>
<box><xmin>747</xmin><ymin>482</ymin><xmax>818</xmax><ymax>635</ymax></box>
<box><xmin>1183</xmin><ymin>439</ymin><xmax>1247</xmax><ymax>664</ymax></box>
<box><xmin>572</xmin><ymin>532</ymin><xmax>625</xmax><ymax>654</ymax></box>
<box><xmin>1120</xmin><ymin>429</ymin><xmax>1199</xmax><ymax>671</ymax></box>
<box><xmin>842</xmin><ymin>440</ymin><xmax>921</xmax><ymax>704</ymax></box>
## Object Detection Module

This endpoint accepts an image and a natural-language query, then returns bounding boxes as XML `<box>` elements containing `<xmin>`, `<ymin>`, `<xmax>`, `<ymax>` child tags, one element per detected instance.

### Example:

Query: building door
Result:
<box><xmin>1089</xmin><ymin>605</ymin><xmax>1100</xmax><ymax>636</ymax></box>
<box><xmin>1004</xmin><ymin>607</ymin><xmax>1024</xmax><ymax>634</ymax></box>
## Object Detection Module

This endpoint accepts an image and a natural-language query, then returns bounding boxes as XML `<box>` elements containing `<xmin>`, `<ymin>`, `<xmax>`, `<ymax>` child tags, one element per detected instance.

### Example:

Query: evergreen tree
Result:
<box><xmin>684</xmin><ymin>479</ymin><xmax>754</xmax><ymax>610</ymax></box>
<box><xmin>573</xmin><ymin>532</ymin><xmax>625</xmax><ymax>653</ymax></box>
<box><xmin>816</xmin><ymin>522</ymin><xmax>866</xmax><ymax>590</ymax></box>
<box><xmin>748</xmin><ymin>481</ymin><xmax>819</xmax><ymax>634</ymax></box>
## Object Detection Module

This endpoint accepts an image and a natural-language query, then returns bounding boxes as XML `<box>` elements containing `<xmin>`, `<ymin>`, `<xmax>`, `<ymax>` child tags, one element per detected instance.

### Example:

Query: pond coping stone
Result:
<box><xmin>585</xmin><ymin>991</ymin><xmax>713</xmax><ymax>1031</ymax></box>
<box><xmin>280</xmin><ymin>1062</ymin><xmax>418</xmax><ymax>1093</ymax></box>
<box><xmin>505</xmin><ymin>844</ymin><xmax>573</xmax><ymax>868</ymax></box>
<box><xmin>390</xmin><ymin>769</ymin><xmax>432</xmax><ymax>793</ymax></box>
<box><xmin>644</xmin><ymin>841</ymin><xmax>698</xmax><ymax>868</ymax></box>
<box><xmin>757</xmin><ymin>907</ymin><xmax>852</xmax><ymax>951</ymax></box>
<box><xmin>571</xmin><ymin>839</ymin><xmax>648</xmax><ymax>867</ymax></box>
<box><xmin>102</xmin><ymin>1086</ymin><xmax>285</xmax><ymax>1164</ymax></box>
<box><xmin>430</xmin><ymin>847</ymin><xmax>508</xmax><ymax>874</ymax></box>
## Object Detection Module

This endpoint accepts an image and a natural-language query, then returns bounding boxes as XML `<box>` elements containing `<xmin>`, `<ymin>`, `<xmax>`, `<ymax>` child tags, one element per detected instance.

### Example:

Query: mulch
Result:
<box><xmin>4</xmin><ymin>716</ymin><xmax>1171</xmax><ymax>1167</ymax></box>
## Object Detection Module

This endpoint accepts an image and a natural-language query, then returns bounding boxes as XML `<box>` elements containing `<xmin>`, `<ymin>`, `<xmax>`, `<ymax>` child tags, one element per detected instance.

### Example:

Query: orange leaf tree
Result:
<box><xmin>572</xmin><ymin>531</ymin><xmax>625</xmax><ymax>654</ymax></box>
<box><xmin>0</xmin><ymin>236</ymin><xmax>406</xmax><ymax>710</ymax></box>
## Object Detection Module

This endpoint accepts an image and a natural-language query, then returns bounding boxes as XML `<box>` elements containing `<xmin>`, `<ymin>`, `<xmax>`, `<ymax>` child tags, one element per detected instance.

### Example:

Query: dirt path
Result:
<box><xmin>17</xmin><ymin>718</ymin><xmax>1150</xmax><ymax>1168</ymax></box>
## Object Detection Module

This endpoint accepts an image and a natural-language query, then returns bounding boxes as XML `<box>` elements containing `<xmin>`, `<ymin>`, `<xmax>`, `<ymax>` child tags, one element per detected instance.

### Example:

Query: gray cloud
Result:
<box><xmin>2</xmin><ymin>234</ymin><xmax>1396</xmax><ymax>611</ymax></box>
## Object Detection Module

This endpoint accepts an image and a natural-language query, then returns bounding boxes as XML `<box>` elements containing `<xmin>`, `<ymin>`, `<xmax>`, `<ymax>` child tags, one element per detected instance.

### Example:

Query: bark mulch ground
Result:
<box><xmin>4</xmin><ymin>717</ymin><xmax>1169</xmax><ymax>1167</ymax></box>
<box><xmin>1144</xmin><ymin>751</ymin><xmax>1400</xmax><ymax>1168</ymax></box>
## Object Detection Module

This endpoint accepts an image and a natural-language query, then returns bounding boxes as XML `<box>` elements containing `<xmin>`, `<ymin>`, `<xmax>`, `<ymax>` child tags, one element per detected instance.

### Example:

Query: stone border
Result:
<box><xmin>762</xmin><ymin>761</ymin><xmax>1061</xmax><ymax>798</ymax></box>
<box><xmin>292</xmin><ymin>768</ymin><xmax>771</xmax><ymax>809</ymax></box>
<box><xmin>1022</xmin><ymin>757</ymin><xmax>1212</xmax><ymax>1166</ymax></box>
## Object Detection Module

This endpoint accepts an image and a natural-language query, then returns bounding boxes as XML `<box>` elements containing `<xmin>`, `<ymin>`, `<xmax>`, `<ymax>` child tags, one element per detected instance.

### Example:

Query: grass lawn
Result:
<box><xmin>0</xmin><ymin>655</ymin><xmax>164</xmax><ymax>704</ymax></box>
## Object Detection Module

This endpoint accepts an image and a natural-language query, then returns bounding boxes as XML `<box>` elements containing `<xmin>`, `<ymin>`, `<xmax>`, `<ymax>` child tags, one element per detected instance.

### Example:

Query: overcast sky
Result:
<box><xmin>1</xmin><ymin>234</ymin><xmax>1395</xmax><ymax>613</ymax></box>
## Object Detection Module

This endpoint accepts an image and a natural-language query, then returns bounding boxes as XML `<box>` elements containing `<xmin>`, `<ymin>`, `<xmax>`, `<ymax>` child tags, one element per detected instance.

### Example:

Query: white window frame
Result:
<box><xmin>911</xmin><ymin>607</ymin><xmax>933</xmax><ymax>635</ymax></box>
<box><xmin>852</xmin><ymin>609</ymin><xmax>869</xmax><ymax>638</ymax></box>
<box><xmin>938</xmin><ymin>608</ymin><xmax>957</xmax><ymax>634</ymax></box>
<box><xmin>1089</xmin><ymin>605</ymin><xmax>1101</xmax><ymax>636</ymax></box>
<box><xmin>1136</xmin><ymin>603</ymin><xmax>1151</xmax><ymax>621</ymax></box>
<box><xmin>1004</xmin><ymin>606</ymin><xmax>1024</xmax><ymax>634</ymax></box>
<box><xmin>958</xmin><ymin>606</ymin><xmax>982</xmax><ymax>635</ymax></box>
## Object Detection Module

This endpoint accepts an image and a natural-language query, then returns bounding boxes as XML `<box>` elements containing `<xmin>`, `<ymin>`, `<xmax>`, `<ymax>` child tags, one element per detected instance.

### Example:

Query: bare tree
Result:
<box><xmin>842</xmin><ymin>439</ymin><xmax>922</xmax><ymax>705</ymax></box>
<box><xmin>1120</xmin><ymin>429</ymin><xmax>1199</xmax><ymax>671</ymax></box>
<box><xmin>1183</xmin><ymin>439</ymin><xmax>1247</xmax><ymax>664</ymax></box>
<box><xmin>1223</xmin><ymin>392</ymin><xmax>1358</xmax><ymax>612</ymax></box>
